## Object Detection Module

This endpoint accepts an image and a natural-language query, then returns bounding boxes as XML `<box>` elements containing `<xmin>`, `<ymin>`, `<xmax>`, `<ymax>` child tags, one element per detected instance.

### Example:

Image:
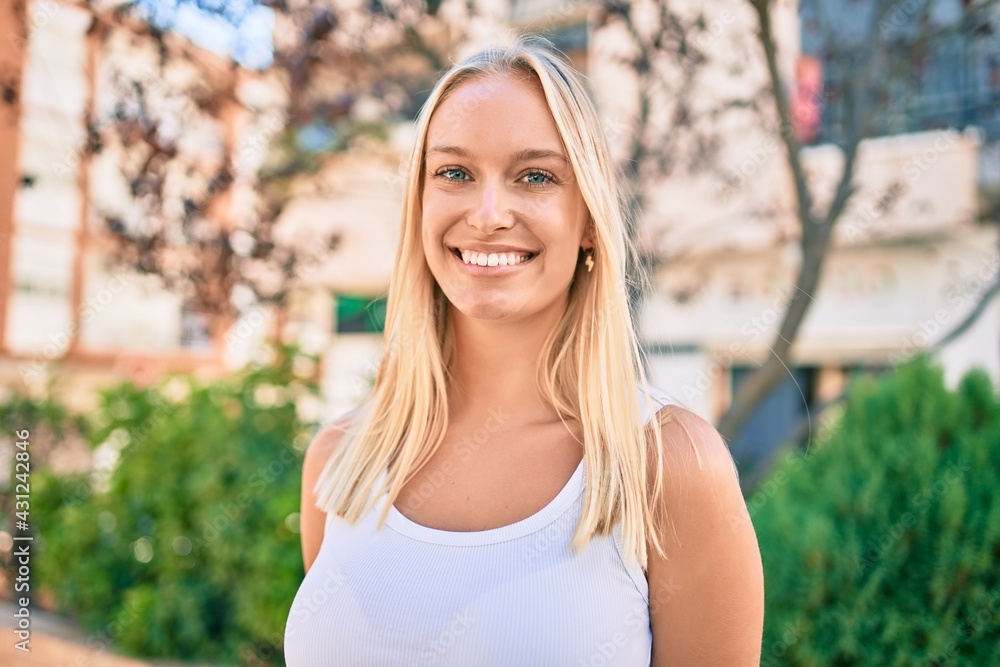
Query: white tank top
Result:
<box><xmin>283</xmin><ymin>386</ymin><xmax>676</xmax><ymax>666</ymax></box>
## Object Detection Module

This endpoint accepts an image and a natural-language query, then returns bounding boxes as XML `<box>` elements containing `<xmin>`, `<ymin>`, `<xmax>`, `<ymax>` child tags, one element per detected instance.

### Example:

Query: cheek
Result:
<box><xmin>420</xmin><ymin>196</ymin><xmax>445</xmax><ymax>251</ymax></box>
<box><xmin>533</xmin><ymin>233</ymin><xmax>580</xmax><ymax>279</ymax></box>
<box><xmin>550</xmin><ymin>245</ymin><xmax>581</xmax><ymax>275</ymax></box>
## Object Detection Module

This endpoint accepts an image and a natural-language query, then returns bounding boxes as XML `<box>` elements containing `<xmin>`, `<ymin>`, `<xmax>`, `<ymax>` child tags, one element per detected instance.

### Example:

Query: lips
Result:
<box><xmin>451</xmin><ymin>248</ymin><xmax>538</xmax><ymax>274</ymax></box>
<box><xmin>448</xmin><ymin>245</ymin><xmax>538</xmax><ymax>255</ymax></box>
<box><xmin>451</xmin><ymin>247</ymin><xmax>538</xmax><ymax>267</ymax></box>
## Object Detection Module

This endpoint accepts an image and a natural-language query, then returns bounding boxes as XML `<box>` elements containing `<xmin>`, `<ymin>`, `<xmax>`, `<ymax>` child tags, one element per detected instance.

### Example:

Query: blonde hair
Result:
<box><xmin>315</xmin><ymin>35</ymin><xmax>677</xmax><ymax>569</ymax></box>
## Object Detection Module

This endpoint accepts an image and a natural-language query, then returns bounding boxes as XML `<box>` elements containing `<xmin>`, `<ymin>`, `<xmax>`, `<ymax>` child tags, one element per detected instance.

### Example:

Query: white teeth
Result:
<box><xmin>457</xmin><ymin>249</ymin><xmax>533</xmax><ymax>266</ymax></box>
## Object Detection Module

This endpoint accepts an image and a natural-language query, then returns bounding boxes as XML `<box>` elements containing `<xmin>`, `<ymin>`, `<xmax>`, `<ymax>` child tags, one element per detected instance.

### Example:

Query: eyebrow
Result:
<box><xmin>425</xmin><ymin>145</ymin><xmax>569</xmax><ymax>165</ymax></box>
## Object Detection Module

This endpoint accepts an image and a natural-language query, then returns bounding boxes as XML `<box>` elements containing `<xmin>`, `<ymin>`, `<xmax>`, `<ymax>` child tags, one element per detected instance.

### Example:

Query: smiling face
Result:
<box><xmin>420</xmin><ymin>72</ymin><xmax>593</xmax><ymax>323</ymax></box>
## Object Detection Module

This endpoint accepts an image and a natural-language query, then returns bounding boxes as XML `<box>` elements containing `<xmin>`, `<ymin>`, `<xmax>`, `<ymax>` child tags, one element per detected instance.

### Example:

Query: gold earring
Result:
<box><xmin>584</xmin><ymin>248</ymin><xmax>594</xmax><ymax>273</ymax></box>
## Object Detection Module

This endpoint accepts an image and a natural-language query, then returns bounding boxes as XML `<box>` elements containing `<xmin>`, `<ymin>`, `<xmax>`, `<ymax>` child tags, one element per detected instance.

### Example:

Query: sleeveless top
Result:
<box><xmin>283</xmin><ymin>386</ymin><xmax>677</xmax><ymax>666</ymax></box>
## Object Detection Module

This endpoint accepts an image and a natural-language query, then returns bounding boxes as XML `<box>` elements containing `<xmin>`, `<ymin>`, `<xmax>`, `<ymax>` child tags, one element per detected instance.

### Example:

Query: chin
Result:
<box><xmin>444</xmin><ymin>289</ymin><xmax>522</xmax><ymax>321</ymax></box>
<box><xmin>452</xmin><ymin>300</ymin><xmax>519</xmax><ymax>321</ymax></box>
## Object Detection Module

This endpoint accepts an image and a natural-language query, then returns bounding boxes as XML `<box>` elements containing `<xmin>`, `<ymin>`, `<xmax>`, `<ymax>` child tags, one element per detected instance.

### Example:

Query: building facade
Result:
<box><xmin>298</xmin><ymin>0</ymin><xmax>1000</xmax><ymax>470</ymax></box>
<box><xmin>1</xmin><ymin>0</ymin><xmax>996</xmax><ymax>464</ymax></box>
<box><xmin>0</xmin><ymin>0</ymin><xmax>279</xmax><ymax>408</ymax></box>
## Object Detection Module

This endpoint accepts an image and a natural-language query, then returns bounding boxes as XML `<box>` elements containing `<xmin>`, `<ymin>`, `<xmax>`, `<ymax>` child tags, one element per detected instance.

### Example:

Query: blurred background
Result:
<box><xmin>0</xmin><ymin>0</ymin><xmax>998</xmax><ymax>665</ymax></box>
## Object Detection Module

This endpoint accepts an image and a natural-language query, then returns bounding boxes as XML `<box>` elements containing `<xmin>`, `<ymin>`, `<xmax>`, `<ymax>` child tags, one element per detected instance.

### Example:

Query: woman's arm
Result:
<box><xmin>299</xmin><ymin>417</ymin><xmax>352</xmax><ymax>573</ymax></box>
<box><xmin>646</xmin><ymin>405</ymin><xmax>765</xmax><ymax>666</ymax></box>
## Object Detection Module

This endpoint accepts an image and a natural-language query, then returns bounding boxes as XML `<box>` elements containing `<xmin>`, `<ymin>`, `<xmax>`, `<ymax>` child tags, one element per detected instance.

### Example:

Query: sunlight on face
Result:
<box><xmin>420</xmin><ymin>72</ymin><xmax>591</xmax><ymax>323</ymax></box>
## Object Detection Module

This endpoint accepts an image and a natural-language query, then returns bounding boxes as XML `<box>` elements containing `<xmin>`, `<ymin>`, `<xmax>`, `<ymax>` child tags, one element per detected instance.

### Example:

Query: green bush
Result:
<box><xmin>751</xmin><ymin>353</ymin><xmax>1000</xmax><ymax>666</ymax></box>
<box><xmin>1</xmin><ymin>389</ymin><xmax>89</xmax><ymax>587</ymax></box>
<box><xmin>26</xmin><ymin>344</ymin><xmax>320</xmax><ymax>666</ymax></box>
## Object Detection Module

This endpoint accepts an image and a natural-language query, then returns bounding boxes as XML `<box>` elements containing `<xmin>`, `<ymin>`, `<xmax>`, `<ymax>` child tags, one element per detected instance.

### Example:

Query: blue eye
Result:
<box><xmin>435</xmin><ymin>167</ymin><xmax>469</xmax><ymax>181</ymax></box>
<box><xmin>432</xmin><ymin>167</ymin><xmax>556</xmax><ymax>187</ymax></box>
<box><xmin>522</xmin><ymin>170</ymin><xmax>554</xmax><ymax>187</ymax></box>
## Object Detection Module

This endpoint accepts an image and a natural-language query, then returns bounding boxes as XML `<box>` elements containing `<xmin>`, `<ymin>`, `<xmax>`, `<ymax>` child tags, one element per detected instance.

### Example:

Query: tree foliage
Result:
<box><xmin>10</xmin><ymin>0</ymin><xmax>996</xmax><ymax>486</ymax></box>
<box><xmin>77</xmin><ymin>0</ymin><xmax>461</xmax><ymax>320</ymax></box>
<box><xmin>26</xmin><ymin>344</ymin><xmax>320</xmax><ymax>665</ymax></box>
<box><xmin>751</xmin><ymin>353</ymin><xmax>1000</xmax><ymax>666</ymax></box>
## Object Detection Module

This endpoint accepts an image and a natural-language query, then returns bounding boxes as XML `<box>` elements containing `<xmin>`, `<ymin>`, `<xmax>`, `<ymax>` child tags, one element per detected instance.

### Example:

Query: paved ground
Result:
<box><xmin>0</xmin><ymin>599</ymin><xmax>222</xmax><ymax>667</ymax></box>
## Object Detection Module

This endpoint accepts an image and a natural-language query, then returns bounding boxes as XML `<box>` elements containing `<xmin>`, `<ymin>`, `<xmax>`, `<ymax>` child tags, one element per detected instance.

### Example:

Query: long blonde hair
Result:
<box><xmin>315</xmin><ymin>35</ymin><xmax>677</xmax><ymax>569</ymax></box>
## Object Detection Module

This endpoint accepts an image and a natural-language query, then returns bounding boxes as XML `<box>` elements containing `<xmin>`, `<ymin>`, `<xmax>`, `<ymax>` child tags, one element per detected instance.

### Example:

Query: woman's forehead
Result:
<box><xmin>425</xmin><ymin>74</ymin><xmax>565</xmax><ymax>159</ymax></box>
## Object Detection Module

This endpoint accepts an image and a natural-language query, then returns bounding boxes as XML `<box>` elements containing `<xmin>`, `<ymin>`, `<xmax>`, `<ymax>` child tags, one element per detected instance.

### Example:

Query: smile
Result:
<box><xmin>450</xmin><ymin>247</ymin><xmax>538</xmax><ymax>272</ymax></box>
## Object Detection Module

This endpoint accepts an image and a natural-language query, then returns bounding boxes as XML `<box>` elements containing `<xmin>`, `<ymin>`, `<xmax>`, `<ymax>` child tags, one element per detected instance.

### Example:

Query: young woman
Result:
<box><xmin>284</xmin><ymin>38</ymin><xmax>764</xmax><ymax>666</ymax></box>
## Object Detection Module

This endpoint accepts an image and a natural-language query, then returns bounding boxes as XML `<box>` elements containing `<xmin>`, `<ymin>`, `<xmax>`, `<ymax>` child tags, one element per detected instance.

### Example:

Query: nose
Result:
<box><xmin>467</xmin><ymin>178</ymin><xmax>514</xmax><ymax>234</ymax></box>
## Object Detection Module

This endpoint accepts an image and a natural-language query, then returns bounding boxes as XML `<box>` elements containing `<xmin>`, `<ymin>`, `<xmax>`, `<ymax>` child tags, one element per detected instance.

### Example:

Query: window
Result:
<box><xmin>728</xmin><ymin>365</ymin><xmax>818</xmax><ymax>471</ymax></box>
<box><xmin>180</xmin><ymin>304</ymin><xmax>214</xmax><ymax>351</ymax></box>
<box><xmin>334</xmin><ymin>294</ymin><xmax>387</xmax><ymax>334</ymax></box>
<box><xmin>539</xmin><ymin>23</ymin><xmax>589</xmax><ymax>74</ymax></box>
<box><xmin>800</xmin><ymin>2</ymin><xmax>1000</xmax><ymax>143</ymax></box>
<box><xmin>511</xmin><ymin>13</ymin><xmax>590</xmax><ymax>74</ymax></box>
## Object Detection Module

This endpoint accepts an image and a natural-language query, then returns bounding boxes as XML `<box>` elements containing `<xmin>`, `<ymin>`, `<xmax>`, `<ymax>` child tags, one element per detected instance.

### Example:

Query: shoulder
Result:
<box><xmin>635</xmin><ymin>383</ymin><xmax>739</xmax><ymax>485</ymax></box>
<box><xmin>301</xmin><ymin>408</ymin><xmax>365</xmax><ymax>508</ymax></box>
<box><xmin>648</xmin><ymin>402</ymin><xmax>740</xmax><ymax>491</ymax></box>
<box><xmin>299</xmin><ymin>407</ymin><xmax>364</xmax><ymax>572</ymax></box>
<box><xmin>303</xmin><ymin>408</ymin><xmax>362</xmax><ymax>472</ymax></box>
<box><xmin>645</xmin><ymin>401</ymin><xmax>748</xmax><ymax>550</ymax></box>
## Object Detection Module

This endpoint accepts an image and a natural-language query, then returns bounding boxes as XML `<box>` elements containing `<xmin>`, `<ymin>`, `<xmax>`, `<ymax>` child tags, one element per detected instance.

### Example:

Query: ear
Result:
<box><xmin>582</xmin><ymin>218</ymin><xmax>596</xmax><ymax>249</ymax></box>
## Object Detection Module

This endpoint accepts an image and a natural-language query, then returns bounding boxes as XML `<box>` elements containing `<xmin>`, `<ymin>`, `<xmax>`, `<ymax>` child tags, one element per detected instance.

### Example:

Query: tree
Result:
<box><xmin>590</xmin><ymin>0</ymin><xmax>998</xmax><ymax>477</ymax></box>
<box><xmin>750</xmin><ymin>355</ymin><xmax>1000</xmax><ymax>665</ymax></box>
<box><xmin>37</xmin><ymin>0</ymin><xmax>466</xmax><ymax>331</ymax></box>
<box><xmin>12</xmin><ymin>0</ymin><xmax>995</xmax><ymax>485</ymax></box>
<box><xmin>719</xmin><ymin>0</ymin><xmax>1000</xmax><ymax>481</ymax></box>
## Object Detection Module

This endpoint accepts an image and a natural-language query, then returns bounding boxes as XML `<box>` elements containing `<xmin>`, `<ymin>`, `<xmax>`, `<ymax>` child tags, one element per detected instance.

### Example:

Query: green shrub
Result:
<box><xmin>0</xmin><ymin>388</ymin><xmax>85</xmax><ymax>440</ymax></box>
<box><xmin>751</xmin><ymin>353</ymin><xmax>1000</xmax><ymax>666</ymax></box>
<box><xmin>1</xmin><ymin>389</ymin><xmax>90</xmax><ymax>588</ymax></box>
<box><xmin>26</xmin><ymin>344</ymin><xmax>320</xmax><ymax>666</ymax></box>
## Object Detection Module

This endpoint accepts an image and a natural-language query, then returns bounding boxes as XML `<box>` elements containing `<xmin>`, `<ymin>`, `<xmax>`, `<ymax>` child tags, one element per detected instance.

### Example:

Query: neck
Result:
<box><xmin>446</xmin><ymin>298</ymin><xmax>568</xmax><ymax>428</ymax></box>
